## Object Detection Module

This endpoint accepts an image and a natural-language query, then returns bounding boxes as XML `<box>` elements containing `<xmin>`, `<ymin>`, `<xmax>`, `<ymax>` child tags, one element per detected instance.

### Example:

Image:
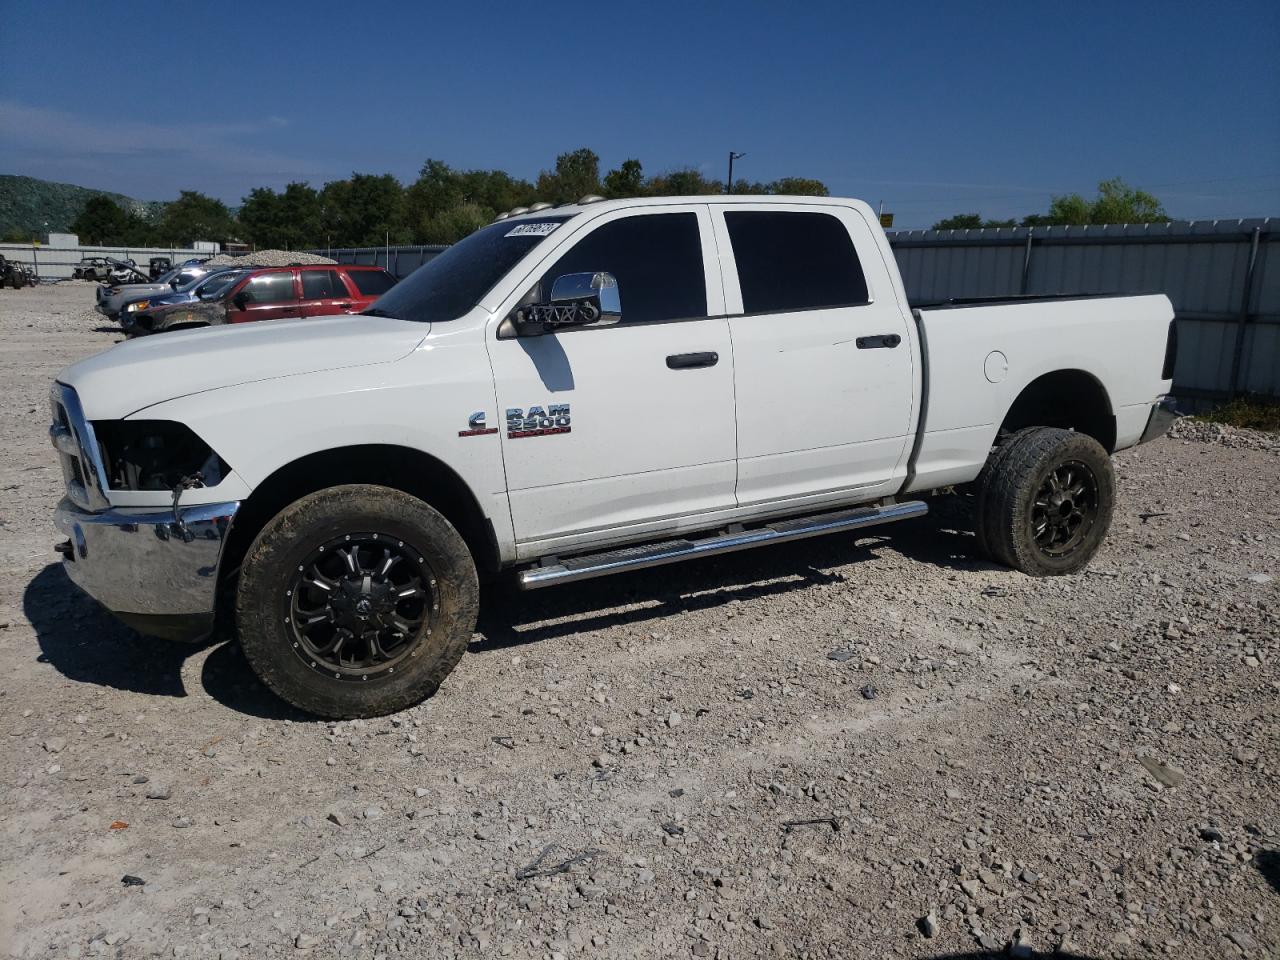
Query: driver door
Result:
<box><xmin>487</xmin><ymin>205</ymin><xmax>737</xmax><ymax>559</ymax></box>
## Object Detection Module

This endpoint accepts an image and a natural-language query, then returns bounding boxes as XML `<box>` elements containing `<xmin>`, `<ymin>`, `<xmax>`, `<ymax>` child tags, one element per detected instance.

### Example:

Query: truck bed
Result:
<box><xmin>904</xmin><ymin>293</ymin><xmax>1174</xmax><ymax>493</ymax></box>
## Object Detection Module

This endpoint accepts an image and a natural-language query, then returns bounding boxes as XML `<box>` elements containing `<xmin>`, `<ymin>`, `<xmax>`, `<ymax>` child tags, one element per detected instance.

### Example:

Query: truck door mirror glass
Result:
<box><xmin>514</xmin><ymin>272</ymin><xmax>621</xmax><ymax>336</ymax></box>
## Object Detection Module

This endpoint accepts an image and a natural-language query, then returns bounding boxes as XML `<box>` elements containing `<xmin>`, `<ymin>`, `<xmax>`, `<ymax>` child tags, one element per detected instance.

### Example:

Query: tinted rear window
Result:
<box><xmin>347</xmin><ymin>270</ymin><xmax>396</xmax><ymax>296</ymax></box>
<box><xmin>302</xmin><ymin>270</ymin><xmax>346</xmax><ymax>299</ymax></box>
<box><xmin>724</xmin><ymin>211</ymin><xmax>868</xmax><ymax>314</ymax></box>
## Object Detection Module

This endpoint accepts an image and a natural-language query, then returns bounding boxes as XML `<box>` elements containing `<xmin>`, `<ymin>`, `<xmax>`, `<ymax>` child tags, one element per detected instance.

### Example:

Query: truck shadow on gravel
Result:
<box><xmin>25</xmin><ymin>563</ymin><xmax>204</xmax><ymax>699</ymax></box>
<box><xmin>473</xmin><ymin>496</ymin><xmax>999</xmax><ymax>652</ymax></box>
<box><xmin>24</xmin><ymin>497</ymin><xmax>995</xmax><ymax>716</ymax></box>
<box><xmin>23</xmin><ymin>563</ymin><xmax>308</xmax><ymax>720</ymax></box>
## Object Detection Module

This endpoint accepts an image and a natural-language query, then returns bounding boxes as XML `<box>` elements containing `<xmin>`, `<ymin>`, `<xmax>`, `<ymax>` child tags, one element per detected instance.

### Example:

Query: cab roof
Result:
<box><xmin>498</xmin><ymin>194</ymin><xmax>872</xmax><ymax>224</ymax></box>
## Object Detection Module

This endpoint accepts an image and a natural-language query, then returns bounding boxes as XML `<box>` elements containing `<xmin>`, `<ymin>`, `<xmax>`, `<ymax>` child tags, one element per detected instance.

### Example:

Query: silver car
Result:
<box><xmin>95</xmin><ymin>263</ymin><xmax>218</xmax><ymax>318</ymax></box>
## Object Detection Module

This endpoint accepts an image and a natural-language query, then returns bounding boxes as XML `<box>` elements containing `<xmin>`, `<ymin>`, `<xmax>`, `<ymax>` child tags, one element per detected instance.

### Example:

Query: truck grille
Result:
<box><xmin>49</xmin><ymin>383</ymin><xmax>110</xmax><ymax>511</ymax></box>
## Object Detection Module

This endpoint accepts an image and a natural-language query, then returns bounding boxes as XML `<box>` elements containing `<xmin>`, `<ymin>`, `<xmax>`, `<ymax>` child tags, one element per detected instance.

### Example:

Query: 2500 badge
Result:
<box><xmin>507</xmin><ymin>404</ymin><xmax>571</xmax><ymax>439</ymax></box>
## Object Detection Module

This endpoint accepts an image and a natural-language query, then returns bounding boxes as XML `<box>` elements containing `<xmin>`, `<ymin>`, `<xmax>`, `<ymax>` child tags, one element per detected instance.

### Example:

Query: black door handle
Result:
<box><xmin>856</xmin><ymin>334</ymin><xmax>902</xmax><ymax>349</ymax></box>
<box><xmin>666</xmin><ymin>351</ymin><xmax>719</xmax><ymax>369</ymax></box>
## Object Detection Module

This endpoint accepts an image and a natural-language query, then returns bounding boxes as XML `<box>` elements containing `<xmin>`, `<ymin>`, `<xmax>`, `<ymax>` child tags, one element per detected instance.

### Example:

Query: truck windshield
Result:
<box><xmin>362</xmin><ymin>216</ymin><xmax>572</xmax><ymax>323</ymax></box>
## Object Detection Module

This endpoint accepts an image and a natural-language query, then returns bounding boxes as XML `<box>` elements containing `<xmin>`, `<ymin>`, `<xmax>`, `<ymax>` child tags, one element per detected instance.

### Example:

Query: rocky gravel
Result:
<box><xmin>1169</xmin><ymin>416</ymin><xmax>1280</xmax><ymax>455</ymax></box>
<box><xmin>205</xmin><ymin>249</ymin><xmax>337</xmax><ymax>268</ymax></box>
<box><xmin>1</xmin><ymin>282</ymin><xmax>1277</xmax><ymax>959</ymax></box>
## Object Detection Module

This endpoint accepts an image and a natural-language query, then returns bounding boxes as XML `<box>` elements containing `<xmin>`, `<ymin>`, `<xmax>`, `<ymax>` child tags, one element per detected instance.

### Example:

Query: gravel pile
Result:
<box><xmin>2</xmin><ymin>283</ymin><xmax>1276</xmax><ymax>960</ymax></box>
<box><xmin>204</xmin><ymin>249</ymin><xmax>336</xmax><ymax>267</ymax></box>
<box><xmin>1170</xmin><ymin>416</ymin><xmax>1280</xmax><ymax>454</ymax></box>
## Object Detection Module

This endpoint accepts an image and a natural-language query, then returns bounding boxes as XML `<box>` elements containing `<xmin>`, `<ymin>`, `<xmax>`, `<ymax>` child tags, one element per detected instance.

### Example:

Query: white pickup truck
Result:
<box><xmin>50</xmin><ymin>195</ymin><xmax>1177</xmax><ymax>718</ymax></box>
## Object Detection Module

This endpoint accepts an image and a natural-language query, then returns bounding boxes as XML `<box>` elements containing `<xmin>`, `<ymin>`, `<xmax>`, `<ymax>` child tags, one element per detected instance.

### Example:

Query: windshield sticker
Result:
<box><xmin>505</xmin><ymin>222</ymin><xmax>561</xmax><ymax>238</ymax></box>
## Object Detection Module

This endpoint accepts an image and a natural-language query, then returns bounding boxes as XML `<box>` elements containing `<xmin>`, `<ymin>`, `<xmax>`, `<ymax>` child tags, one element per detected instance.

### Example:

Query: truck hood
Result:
<box><xmin>106</xmin><ymin>282</ymin><xmax>167</xmax><ymax>296</ymax></box>
<box><xmin>58</xmin><ymin>314</ymin><xmax>430</xmax><ymax>420</ymax></box>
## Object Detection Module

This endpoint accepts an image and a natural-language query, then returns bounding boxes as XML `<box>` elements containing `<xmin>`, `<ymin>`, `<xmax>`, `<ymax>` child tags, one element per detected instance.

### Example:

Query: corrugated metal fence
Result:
<box><xmin>320</xmin><ymin>218</ymin><xmax>1278</xmax><ymax>401</ymax></box>
<box><xmin>317</xmin><ymin>245</ymin><xmax>447</xmax><ymax>280</ymax></box>
<box><xmin>886</xmin><ymin>219</ymin><xmax>1277</xmax><ymax>400</ymax></box>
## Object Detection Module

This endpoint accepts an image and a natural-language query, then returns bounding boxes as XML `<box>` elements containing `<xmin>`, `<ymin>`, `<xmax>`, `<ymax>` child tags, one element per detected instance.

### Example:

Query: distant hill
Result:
<box><xmin>0</xmin><ymin>174</ymin><xmax>167</xmax><ymax>237</ymax></box>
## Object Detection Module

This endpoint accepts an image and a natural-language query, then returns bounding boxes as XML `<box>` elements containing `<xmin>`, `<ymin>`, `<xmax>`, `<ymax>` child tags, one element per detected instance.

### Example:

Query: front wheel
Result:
<box><xmin>974</xmin><ymin>427</ymin><xmax>1115</xmax><ymax>576</ymax></box>
<box><xmin>235</xmin><ymin>484</ymin><xmax>479</xmax><ymax>718</ymax></box>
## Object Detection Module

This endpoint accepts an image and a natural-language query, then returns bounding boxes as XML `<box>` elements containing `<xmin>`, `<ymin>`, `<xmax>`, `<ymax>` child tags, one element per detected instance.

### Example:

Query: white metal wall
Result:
<box><xmin>0</xmin><ymin>243</ymin><xmax>219</xmax><ymax>280</ymax></box>
<box><xmin>887</xmin><ymin>219</ymin><xmax>1277</xmax><ymax>399</ymax></box>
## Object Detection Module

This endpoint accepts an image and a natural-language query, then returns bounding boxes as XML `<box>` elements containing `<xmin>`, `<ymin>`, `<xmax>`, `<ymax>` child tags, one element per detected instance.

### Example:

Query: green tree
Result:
<box><xmin>403</xmin><ymin>159</ymin><xmax>465</xmax><ymax>232</ymax></box>
<box><xmin>419</xmin><ymin>202</ymin><xmax>492</xmax><ymax>244</ymax></box>
<box><xmin>648</xmin><ymin>168</ymin><xmax>724</xmax><ymax>196</ymax></box>
<box><xmin>768</xmin><ymin>177</ymin><xmax>829</xmax><ymax>197</ymax></box>
<box><xmin>457</xmin><ymin>169</ymin><xmax>535</xmax><ymax>215</ymax></box>
<box><xmin>154</xmin><ymin>191</ymin><xmax>237</xmax><ymax>245</ymax></box>
<box><xmin>237</xmin><ymin>186</ymin><xmax>282</xmax><ymax>247</ymax></box>
<box><xmin>239</xmin><ymin>182</ymin><xmax>323</xmax><ymax>249</ymax></box>
<box><xmin>603</xmin><ymin>159</ymin><xmax>645</xmax><ymax>198</ymax></box>
<box><xmin>68</xmin><ymin>195</ymin><xmax>155</xmax><ymax>245</ymax></box>
<box><xmin>2</xmin><ymin>226</ymin><xmax>29</xmax><ymax>242</ymax></box>
<box><xmin>276</xmin><ymin>182</ymin><xmax>323</xmax><ymax>247</ymax></box>
<box><xmin>321</xmin><ymin>173</ymin><xmax>406</xmax><ymax>247</ymax></box>
<box><xmin>403</xmin><ymin>160</ymin><xmax>536</xmax><ymax>238</ymax></box>
<box><xmin>536</xmin><ymin>148</ymin><xmax>601</xmax><ymax>203</ymax></box>
<box><xmin>932</xmin><ymin>213</ymin><xmax>1018</xmax><ymax>230</ymax></box>
<box><xmin>70</xmin><ymin>195</ymin><xmax>131</xmax><ymax>244</ymax></box>
<box><xmin>1086</xmin><ymin>177</ymin><xmax>1166</xmax><ymax>224</ymax></box>
<box><xmin>1023</xmin><ymin>178</ymin><xmax>1167</xmax><ymax>227</ymax></box>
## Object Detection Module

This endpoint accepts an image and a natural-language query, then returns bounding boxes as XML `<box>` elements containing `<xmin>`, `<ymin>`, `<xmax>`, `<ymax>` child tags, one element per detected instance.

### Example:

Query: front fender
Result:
<box><xmin>134</xmin><ymin>337</ymin><xmax>515</xmax><ymax>560</ymax></box>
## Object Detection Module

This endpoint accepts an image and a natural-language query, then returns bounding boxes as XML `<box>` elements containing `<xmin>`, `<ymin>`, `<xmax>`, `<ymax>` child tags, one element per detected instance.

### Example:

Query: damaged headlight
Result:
<box><xmin>92</xmin><ymin>420</ymin><xmax>229</xmax><ymax>491</ymax></box>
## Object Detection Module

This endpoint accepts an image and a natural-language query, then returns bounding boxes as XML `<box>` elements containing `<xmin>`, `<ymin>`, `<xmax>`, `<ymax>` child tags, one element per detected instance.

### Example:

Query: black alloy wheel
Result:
<box><xmin>1029</xmin><ymin>460</ymin><xmax>1099</xmax><ymax>558</ymax></box>
<box><xmin>971</xmin><ymin>427</ymin><xmax>1115</xmax><ymax>576</ymax></box>
<box><xmin>236</xmin><ymin>484</ymin><xmax>479</xmax><ymax>718</ymax></box>
<box><xmin>286</xmin><ymin>533</ymin><xmax>438</xmax><ymax>681</ymax></box>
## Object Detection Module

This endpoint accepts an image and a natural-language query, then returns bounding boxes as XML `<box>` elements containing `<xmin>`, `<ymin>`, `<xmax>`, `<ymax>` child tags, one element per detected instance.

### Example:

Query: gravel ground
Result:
<box><xmin>1</xmin><ymin>282</ymin><xmax>1276</xmax><ymax>960</ymax></box>
<box><xmin>204</xmin><ymin>250</ymin><xmax>336</xmax><ymax>268</ymax></box>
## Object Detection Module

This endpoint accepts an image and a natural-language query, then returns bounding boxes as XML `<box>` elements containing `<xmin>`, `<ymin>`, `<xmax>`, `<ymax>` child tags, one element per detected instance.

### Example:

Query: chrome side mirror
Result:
<box><xmin>515</xmin><ymin>272</ymin><xmax>621</xmax><ymax>335</ymax></box>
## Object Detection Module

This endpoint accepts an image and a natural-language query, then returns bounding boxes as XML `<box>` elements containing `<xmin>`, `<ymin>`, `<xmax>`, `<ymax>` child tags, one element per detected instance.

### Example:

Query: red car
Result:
<box><xmin>124</xmin><ymin>264</ymin><xmax>398</xmax><ymax>336</ymax></box>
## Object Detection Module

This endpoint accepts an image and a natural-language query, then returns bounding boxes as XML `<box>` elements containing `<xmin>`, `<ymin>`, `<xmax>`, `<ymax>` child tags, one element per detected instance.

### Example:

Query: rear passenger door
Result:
<box><xmin>299</xmin><ymin>269</ymin><xmax>356</xmax><ymax>318</ymax></box>
<box><xmin>228</xmin><ymin>270</ymin><xmax>300</xmax><ymax>324</ymax></box>
<box><xmin>712</xmin><ymin>204</ymin><xmax>915</xmax><ymax>509</ymax></box>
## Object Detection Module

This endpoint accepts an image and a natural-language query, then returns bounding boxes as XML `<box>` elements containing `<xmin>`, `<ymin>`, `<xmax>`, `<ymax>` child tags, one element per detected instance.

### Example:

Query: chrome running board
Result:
<box><xmin>517</xmin><ymin>500</ymin><xmax>928</xmax><ymax>590</ymax></box>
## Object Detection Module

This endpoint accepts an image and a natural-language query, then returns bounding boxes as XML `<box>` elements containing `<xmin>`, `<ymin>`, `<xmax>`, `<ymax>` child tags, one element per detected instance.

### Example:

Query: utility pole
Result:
<box><xmin>727</xmin><ymin>152</ymin><xmax>746</xmax><ymax>194</ymax></box>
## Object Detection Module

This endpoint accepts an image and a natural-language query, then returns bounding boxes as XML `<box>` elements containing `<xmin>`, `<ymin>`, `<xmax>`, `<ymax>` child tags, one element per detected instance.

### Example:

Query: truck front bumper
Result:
<box><xmin>54</xmin><ymin>497</ymin><xmax>239</xmax><ymax>642</ymax></box>
<box><xmin>1139</xmin><ymin>395</ymin><xmax>1180</xmax><ymax>445</ymax></box>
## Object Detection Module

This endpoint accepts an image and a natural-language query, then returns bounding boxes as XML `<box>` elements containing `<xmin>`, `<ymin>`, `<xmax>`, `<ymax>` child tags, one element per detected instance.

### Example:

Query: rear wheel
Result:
<box><xmin>974</xmin><ymin>427</ymin><xmax>1114</xmax><ymax>576</ymax></box>
<box><xmin>235</xmin><ymin>484</ymin><xmax>478</xmax><ymax>718</ymax></box>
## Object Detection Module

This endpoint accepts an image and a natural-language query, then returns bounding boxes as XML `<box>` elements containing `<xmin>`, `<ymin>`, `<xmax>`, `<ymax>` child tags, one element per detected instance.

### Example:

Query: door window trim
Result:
<box><xmin>237</xmin><ymin>269</ymin><xmax>299</xmax><ymax>306</ymax></box>
<box><xmin>710</xmin><ymin>203</ymin><xmax>882</xmax><ymax>316</ymax></box>
<box><xmin>490</xmin><ymin>204</ymin><xmax>725</xmax><ymax>341</ymax></box>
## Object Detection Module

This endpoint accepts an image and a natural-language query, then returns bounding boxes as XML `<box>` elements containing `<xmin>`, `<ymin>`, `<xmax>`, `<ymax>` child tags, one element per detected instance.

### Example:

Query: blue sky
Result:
<box><xmin>2</xmin><ymin>0</ymin><xmax>1277</xmax><ymax>228</ymax></box>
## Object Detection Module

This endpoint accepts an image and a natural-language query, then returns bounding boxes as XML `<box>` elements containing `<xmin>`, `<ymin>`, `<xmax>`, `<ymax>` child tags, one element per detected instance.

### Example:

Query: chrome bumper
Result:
<box><xmin>1139</xmin><ymin>395</ymin><xmax>1180</xmax><ymax>444</ymax></box>
<box><xmin>54</xmin><ymin>497</ymin><xmax>239</xmax><ymax>642</ymax></box>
